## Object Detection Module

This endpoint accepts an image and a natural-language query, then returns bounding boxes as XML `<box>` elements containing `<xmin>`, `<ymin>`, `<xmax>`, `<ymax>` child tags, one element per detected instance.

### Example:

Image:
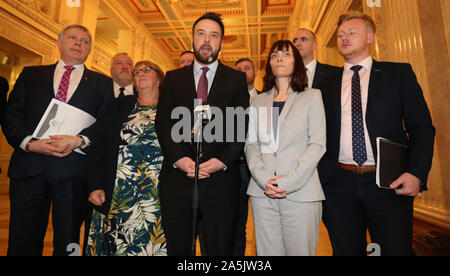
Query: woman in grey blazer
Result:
<box><xmin>245</xmin><ymin>40</ymin><xmax>326</xmax><ymax>256</ymax></box>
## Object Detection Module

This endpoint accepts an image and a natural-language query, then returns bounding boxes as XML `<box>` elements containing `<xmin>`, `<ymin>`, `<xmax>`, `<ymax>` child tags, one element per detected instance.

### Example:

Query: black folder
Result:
<box><xmin>376</xmin><ymin>137</ymin><xmax>409</xmax><ymax>189</ymax></box>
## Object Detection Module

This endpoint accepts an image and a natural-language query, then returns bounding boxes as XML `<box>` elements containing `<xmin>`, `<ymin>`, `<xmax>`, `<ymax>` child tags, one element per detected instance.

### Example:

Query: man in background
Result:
<box><xmin>0</xmin><ymin>76</ymin><xmax>8</xmax><ymax>124</ymax></box>
<box><xmin>292</xmin><ymin>28</ymin><xmax>340</xmax><ymax>88</ymax></box>
<box><xmin>234</xmin><ymin>57</ymin><xmax>259</xmax><ymax>256</ymax></box>
<box><xmin>110</xmin><ymin>52</ymin><xmax>134</xmax><ymax>98</ymax></box>
<box><xmin>179</xmin><ymin>50</ymin><xmax>195</xmax><ymax>68</ymax></box>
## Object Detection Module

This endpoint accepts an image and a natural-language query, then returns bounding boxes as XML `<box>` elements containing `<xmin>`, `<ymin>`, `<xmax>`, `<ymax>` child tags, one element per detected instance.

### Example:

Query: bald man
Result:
<box><xmin>292</xmin><ymin>28</ymin><xmax>340</xmax><ymax>88</ymax></box>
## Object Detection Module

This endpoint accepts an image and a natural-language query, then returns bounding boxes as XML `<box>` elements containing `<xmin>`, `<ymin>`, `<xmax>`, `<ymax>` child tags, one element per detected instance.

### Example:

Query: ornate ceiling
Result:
<box><xmin>96</xmin><ymin>0</ymin><xmax>297</xmax><ymax>69</ymax></box>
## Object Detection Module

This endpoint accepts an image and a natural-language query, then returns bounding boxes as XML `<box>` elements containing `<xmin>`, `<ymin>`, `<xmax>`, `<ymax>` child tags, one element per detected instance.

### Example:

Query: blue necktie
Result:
<box><xmin>350</xmin><ymin>65</ymin><xmax>367</xmax><ymax>166</ymax></box>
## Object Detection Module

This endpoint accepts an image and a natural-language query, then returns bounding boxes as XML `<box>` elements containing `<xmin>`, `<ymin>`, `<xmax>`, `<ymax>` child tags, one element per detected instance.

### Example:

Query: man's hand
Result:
<box><xmin>198</xmin><ymin>158</ymin><xmax>225</xmax><ymax>176</ymax></box>
<box><xmin>27</xmin><ymin>138</ymin><xmax>71</xmax><ymax>158</ymax></box>
<box><xmin>49</xmin><ymin>135</ymin><xmax>82</xmax><ymax>155</ymax></box>
<box><xmin>89</xmin><ymin>190</ymin><xmax>106</xmax><ymax>206</ymax></box>
<box><xmin>390</xmin><ymin>172</ymin><xmax>421</xmax><ymax>197</ymax></box>
<box><xmin>176</xmin><ymin>157</ymin><xmax>210</xmax><ymax>179</ymax></box>
<box><xmin>264</xmin><ymin>175</ymin><xmax>287</xmax><ymax>199</ymax></box>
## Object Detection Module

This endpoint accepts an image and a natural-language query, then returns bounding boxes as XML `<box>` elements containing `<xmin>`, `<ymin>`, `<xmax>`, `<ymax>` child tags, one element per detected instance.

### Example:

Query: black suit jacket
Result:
<box><xmin>0</xmin><ymin>76</ymin><xmax>8</xmax><ymax>124</ymax></box>
<box><xmin>312</xmin><ymin>62</ymin><xmax>341</xmax><ymax>89</ymax></box>
<box><xmin>317</xmin><ymin>60</ymin><xmax>435</xmax><ymax>189</ymax></box>
<box><xmin>88</xmin><ymin>95</ymin><xmax>138</xmax><ymax>215</ymax></box>
<box><xmin>4</xmin><ymin>63</ymin><xmax>113</xmax><ymax>180</ymax></box>
<box><xmin>156</xmin><ymin>61</ymin><xmax>249</xmax><ymax>189</ymax></box>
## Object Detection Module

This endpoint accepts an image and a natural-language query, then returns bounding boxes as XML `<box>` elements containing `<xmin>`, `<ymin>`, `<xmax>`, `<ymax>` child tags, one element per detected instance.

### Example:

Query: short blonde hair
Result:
<box><xmin>337</xmin><ymin>11</ymin><xmax>376</xmax><ymax>33</ymax></box>
<box><xmin>134</xmin><ymin>60</ymin><xmax>165</xmax><ymax>83</ymax></box>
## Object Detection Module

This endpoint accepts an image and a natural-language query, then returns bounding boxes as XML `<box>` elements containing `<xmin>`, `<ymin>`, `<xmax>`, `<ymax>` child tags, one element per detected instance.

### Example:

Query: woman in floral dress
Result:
<box><xmin>86</xmin><ymin>61</ymin><xmax>166</xmax><ymax>256</ymax></box>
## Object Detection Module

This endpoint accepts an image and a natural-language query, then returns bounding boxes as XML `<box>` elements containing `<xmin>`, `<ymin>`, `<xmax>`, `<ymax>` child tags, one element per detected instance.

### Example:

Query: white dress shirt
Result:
<box><xmin>305</xmin><ymin>59</ymin><xmax>318</xmax><ymax>88</ymax></box>
<box><xmin>53</xmin><ymin>60</ymin><xmax>85</xmax><ymax>102</ymax></box>
<box><xmin>339</xmin><ymin>56</ymin><xmax>375</xmax><ymax>166</ymax></box>
<box><xmin>113</xmin><ymin>82</ymin><xmax>134</xmax><ymax>98</ymax></box>
<box><xmin>173</xmin><ymin>59</ymin><xmax>221</xmax><ymax>169</ymax></box>
<box><xmin>249</xmin><ymin>87</ymin><xmax>258</xmax><ymax>100</ymax></box>
<box><xmin>193</xmin><ymin>59</ymin><xmax>219</xmax><ymax>100</ymax></box>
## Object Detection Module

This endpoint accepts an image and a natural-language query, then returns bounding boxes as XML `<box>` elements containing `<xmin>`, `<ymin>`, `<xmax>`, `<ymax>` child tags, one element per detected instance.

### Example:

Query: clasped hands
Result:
<box><xmin>27</xmin><ymin>135</ymin><xmax>82</xmax><ymax>158</ymax></box>
<box><xmin>265</xmin><ymin>175</ymin><xmax>286</xmax><ymax>199</ymax></box>
<box><xmin>175</xmin><ymin>157</ymin><xmax>225</xmax><ymax>179</ymax></box>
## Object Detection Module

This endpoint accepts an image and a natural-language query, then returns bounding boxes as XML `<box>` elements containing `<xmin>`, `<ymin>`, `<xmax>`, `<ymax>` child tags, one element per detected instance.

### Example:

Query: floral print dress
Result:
<box><xmin>86</xmin><ymin>103</ymin><xmax>166</xmax><ymax>256</ymax></box>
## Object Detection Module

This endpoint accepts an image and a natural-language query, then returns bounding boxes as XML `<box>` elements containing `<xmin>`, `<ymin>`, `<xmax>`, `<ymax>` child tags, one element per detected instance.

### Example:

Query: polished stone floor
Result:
<box><xmin>0</xmin><ymin>195</ymin><xmax>333</xmax><ymax>256</ymax></box>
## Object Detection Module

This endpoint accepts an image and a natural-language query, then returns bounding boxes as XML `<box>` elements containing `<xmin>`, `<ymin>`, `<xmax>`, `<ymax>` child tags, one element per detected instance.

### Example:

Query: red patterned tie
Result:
<box><xmin>55</xmin><ymin>65</ymin><xmax>75</xmax><ymax>102</ymax></box>
<box><xmin>196</xmin><ymin>67</ymin><xmax>209</xmax><ymax>155</ymax></box>
<box><xmin>197</xmin><ymin>67</ymin><xmax>209</xmax><ymax>104</ymax></box>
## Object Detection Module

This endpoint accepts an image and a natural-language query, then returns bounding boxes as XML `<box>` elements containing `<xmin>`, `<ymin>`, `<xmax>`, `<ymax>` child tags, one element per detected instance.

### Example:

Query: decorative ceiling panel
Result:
<box><xmin>97</xmin><ymin>0</ymin><xmax>298</xmax><ymax>69</ymax></box>
<box><xmin>131</xmin><ymin>0</ymin><xmax>161</xmax><ymax>13</ymax></box>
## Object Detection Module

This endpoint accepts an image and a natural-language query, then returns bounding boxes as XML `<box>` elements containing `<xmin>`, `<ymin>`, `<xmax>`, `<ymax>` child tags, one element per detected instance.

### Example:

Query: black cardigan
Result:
<box><xmin>88</xmin><ymin>95</ymin><xmax>139</xmax><ymax>215</ymax></box>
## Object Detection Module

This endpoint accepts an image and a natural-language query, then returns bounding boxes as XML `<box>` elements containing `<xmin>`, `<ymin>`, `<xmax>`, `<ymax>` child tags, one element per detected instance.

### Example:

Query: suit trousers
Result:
<box><xmin>160</xmin><ymin>170</ymin><xmax>239</xmax><ymax>256</ymax></box>
<box><xmin>232</xmin><ymin>161</ymin><xmax>250</xmax><ymax>256</ymax></box>
<box><xmin>8</xmin><ymin>172</ymin><xmax>88</xmax><ymax>256</ymax></box>
<box><xmin>250</xmin><ymin>196</ymin><xmax>322</xmax><ymax>256</ymax></box>
<box><xmin>322</xmin><ymin>169</ymin><xmax>414</xmax><ymax>256</ymax></box>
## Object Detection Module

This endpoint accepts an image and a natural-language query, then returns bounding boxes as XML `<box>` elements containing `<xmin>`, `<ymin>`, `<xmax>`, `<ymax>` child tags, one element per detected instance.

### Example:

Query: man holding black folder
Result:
<box><xmin>317</xmin><ymin>12</ymin><xmax>435</xmax><ymax>256</ymax></box>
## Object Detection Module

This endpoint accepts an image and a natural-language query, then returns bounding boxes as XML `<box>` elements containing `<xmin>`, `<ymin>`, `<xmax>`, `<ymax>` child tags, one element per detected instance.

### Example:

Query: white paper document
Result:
<box><xmin>32</xmin><ymin>99</ymin><xmax>96</xmax><ymax>154</ymax></box>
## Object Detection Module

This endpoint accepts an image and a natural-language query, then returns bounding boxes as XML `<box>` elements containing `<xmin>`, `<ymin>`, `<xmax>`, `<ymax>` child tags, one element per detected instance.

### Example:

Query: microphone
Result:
<box><xmin>192</xmin><ymin>102</ymin><xmax>211</xmax><ymax>138</ymax></box>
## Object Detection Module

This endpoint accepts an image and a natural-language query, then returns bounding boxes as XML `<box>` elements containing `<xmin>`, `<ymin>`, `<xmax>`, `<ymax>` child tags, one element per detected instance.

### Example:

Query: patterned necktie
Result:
<box><xmin>350</xmin><ymin>65</ymin><xmax>367</xmax><ymax>166</ymax></box>
<box><xmin>118</xmin><ymin>87</ymin><xmax>125</xmax><ymax>98</ymax></box>
<box><xmin>55</xmin><ymin>65</ymin><xmax>75</xmax><ymax>103</ymax></box>
<box><xmin>197</xmin><ymin>67</ymin><xmax>209</xmax><ymax>104</ymax></box>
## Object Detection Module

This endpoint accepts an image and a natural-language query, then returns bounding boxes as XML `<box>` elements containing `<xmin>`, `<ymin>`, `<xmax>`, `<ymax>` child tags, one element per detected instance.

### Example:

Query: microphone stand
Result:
<box><xmin>191</xmin><ymin>112</ymin><xmax>203</xmax><ymax>256</ymax></box>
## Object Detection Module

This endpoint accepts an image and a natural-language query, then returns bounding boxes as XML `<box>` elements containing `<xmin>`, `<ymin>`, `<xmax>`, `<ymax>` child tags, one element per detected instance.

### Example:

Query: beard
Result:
<box><xmin>193</xmin><ymin>42</ymin><xmax>221</xmax><ymax>65</ymax></box>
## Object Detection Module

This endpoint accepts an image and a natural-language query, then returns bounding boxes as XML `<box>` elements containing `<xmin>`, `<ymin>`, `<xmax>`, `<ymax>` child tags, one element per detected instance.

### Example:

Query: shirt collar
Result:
<box><xmin>193</xmin><ymin>59</ymin><xmax>219</xmax><ymax>75</ymax></box>
<box><xmin>305</xmin><ymin>59</ymin><xmax>317</xmax><ymax>73</ymax></box>
<box><xmin>56</xmin><ymin>59</ymin><xmax>84</xmax><ymax>71</ymax></box>
<box><xmin>114</xmin><ymin>82</ymin><xmax>133</xmax><ymax>92</ymax></box>
<box><xmin>344</xmin><ymin>56</ymin><xmax>373</xmax><ymax>74</ymax></box>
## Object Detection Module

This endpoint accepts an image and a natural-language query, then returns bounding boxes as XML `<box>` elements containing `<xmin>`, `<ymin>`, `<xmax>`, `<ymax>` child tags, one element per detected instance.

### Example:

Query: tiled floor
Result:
<box><xmin>0</xmin><ymin>195</ymin><xmax>333</xmax><ymax>256</ymax></box>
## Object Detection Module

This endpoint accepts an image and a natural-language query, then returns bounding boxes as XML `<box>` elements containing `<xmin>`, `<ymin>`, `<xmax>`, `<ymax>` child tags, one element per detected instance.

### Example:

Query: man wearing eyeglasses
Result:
<box><xmin>292</xmin><ymin>28</ymin><xmax>340</xmax><ymax>89</ymax></box>
<box><xmin>4</xmin><ymin>24</ymin><xmax>113</xmax><ymax>256</ymax></box>
<box><xmin>156</xmin><ymin>12</ymin><xmax>249</xmax><ymax>256</ymax></box>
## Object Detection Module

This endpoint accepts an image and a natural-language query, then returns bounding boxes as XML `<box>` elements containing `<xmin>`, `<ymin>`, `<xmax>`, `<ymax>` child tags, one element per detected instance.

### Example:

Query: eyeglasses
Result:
<box><xmin>132</xmin><ymin>67</ymin><xmax>153</xmax><ymax>76</ymax></box>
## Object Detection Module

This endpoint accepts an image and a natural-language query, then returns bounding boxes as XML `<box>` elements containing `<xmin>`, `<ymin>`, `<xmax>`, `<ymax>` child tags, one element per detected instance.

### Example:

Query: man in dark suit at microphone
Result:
<box><xmin>156</xmin><ymin>12</ymin><xmax>249</xmax><ymax>256</ymax></box>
